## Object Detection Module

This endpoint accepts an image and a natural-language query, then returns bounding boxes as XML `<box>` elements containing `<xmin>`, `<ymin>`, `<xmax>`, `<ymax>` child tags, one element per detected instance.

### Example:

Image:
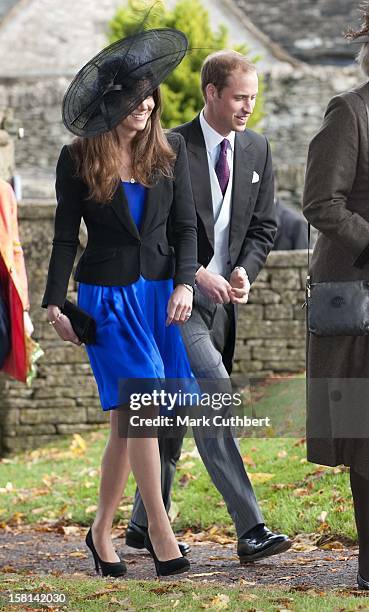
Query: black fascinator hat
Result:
<box><xmin>62</xmin><ymin>28</ymin><xmax>188</xmax><ymax>137</ymax></box>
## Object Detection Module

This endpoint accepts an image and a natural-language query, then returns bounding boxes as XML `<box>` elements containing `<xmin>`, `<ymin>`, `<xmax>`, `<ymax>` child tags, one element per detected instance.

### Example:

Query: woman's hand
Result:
<box><xmin>23</xmin><ymin>311</ymin><xmax>34</xmax><ymax>336</ymax></box>
<box><xmin>166</xmin><ymin>285</ymin><xmax>193</xmax><ymax>326</ymax></box>
<box><xmin>47</xmin><ymin>305</ymin><xmax>82</xmax><ymax>345</ymax></box>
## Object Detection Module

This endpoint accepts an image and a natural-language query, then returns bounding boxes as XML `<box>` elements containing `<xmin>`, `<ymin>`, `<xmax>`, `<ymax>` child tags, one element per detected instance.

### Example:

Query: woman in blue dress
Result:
<box><xmin>42</xmin><ymin>29</ymin><xmax>196</xmax><ymax>577</ymax></box>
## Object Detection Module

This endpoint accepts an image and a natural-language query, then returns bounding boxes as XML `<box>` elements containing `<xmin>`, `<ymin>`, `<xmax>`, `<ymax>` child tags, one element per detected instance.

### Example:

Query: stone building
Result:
<box><xmin>0</xmin><ymin>0</ymin><xmax>363</xmax><ymax>201</ymax></box>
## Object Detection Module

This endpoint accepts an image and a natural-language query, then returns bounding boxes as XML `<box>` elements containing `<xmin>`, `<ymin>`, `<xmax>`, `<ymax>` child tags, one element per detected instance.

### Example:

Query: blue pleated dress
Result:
<box><xmin>78</xmin><ymin>182</ymin><xmax>197</xmax><ymax>411</ymax></box>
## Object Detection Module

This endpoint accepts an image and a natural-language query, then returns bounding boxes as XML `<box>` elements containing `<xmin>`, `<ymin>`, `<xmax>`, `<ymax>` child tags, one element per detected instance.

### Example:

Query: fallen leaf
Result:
<box><xmin>178</xmin><ymin>461</ymin><xmax>195</xmax><ymax>470</ymax></box>
<box><xmin>320</xmin><ymin>541</ymin><xmax>344</xmax><ymax>551</ymax></box>
<box><xmin>69</xmin><ymin>551</ymin><xmax>88</xmax><ymax>558</ymax></box>
<box><xmin>318</xmin><ymin>511</ymin><xmax>328</xmax><ymax>524</ymax></box>
<box><xmin>58</xmin><ymin>525</ymin><xmax>81</xmax><ymax>536</ymax></box>
<box><xmin>178</xmin><ymin>472</ymin><xmax>197</xmax><ymax>487</ymax></box>
<box><xmin>0</xmin><ymin>482</ymin><xmax>14</xmax><ymax>493</ymax></box>
<box><xmin>293</xmin><ymin>488</ymin><xmax>309</xmax><ymax>497</ymax></box>
<box><xmin>239</xmin><ymin>594</ymin><xmax>258</xmax><ymax>601</ymax></box>
<box><xmin>191</xmin><ymin>571</ymin><xmax>223</xmax><ymax>577</ymax></box>
<box><xmin>242</xmin><ymin>454</ymin><xmax>256</xmax><ymax>468</ymax></box>
<box><xmin>249</xmin><ymin>472</ymin><xmax>274</xmax><ymax>484</ymax></box>
<box><xmin>69</xmin><ymin>433</ymin><xmax>87</xmax><ymax>456</ymax></box>
<box><xmin>204</xmin><ymin>594</ymin><xmax>230</xmax><ymax>609</ymax></box>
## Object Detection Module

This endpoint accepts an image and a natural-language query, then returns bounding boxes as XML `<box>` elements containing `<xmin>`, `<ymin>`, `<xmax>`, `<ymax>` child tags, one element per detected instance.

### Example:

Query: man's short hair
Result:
<box><xmin>201</xmin><ymin>50</ymin><xmax>256</xmax><ymax>101</ymax></box>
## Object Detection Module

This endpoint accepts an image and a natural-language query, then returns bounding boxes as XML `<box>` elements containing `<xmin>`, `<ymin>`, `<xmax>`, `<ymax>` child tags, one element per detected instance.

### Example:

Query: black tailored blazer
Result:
<box><xmin>173</xmin><ymin>116</ymin><xmax>277</xmax><ymax>373</ymax></box>
<box><xmin>42</xmin><ymin>132</ymin><xmax>197</xmax><ymax>308</ymax></box>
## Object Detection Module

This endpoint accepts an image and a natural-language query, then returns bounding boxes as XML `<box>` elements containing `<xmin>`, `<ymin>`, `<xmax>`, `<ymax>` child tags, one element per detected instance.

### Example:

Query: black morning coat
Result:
<box><xmin>174</xmin><ymin>117</ymin><xmax>277</xmax><ymax>373</ymax></box>
<box><xmin>42</xmin><ymin>132</ymin><xmax>198</xmax><ymax>308</ymax></box>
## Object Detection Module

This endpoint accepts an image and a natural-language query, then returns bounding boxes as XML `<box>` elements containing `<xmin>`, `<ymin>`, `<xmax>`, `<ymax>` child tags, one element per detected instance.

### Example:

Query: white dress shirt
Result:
<box><xmin>199</xmin><ymin>110</ymin><xmax>235</xmax><ymax>276</ymax></box>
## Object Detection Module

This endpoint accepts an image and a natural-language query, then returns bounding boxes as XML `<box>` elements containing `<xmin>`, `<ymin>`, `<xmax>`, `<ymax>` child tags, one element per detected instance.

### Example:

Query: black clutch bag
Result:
<box><xmin>306</xmin><ymin>225</ymin><xmax>369</xmax><ymax>336</ymax></box>
<box><xmin>62</xmin><ymin>299</ymin><xmax>97</xmax><ymax>345</ymax></box>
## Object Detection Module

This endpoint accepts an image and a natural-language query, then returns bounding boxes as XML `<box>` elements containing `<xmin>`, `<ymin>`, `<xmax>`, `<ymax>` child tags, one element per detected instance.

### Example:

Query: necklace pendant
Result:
<box><xmin>130</xmin><ymin>177</ymin><xmax>135</xmax><ymax>183</ymax></box>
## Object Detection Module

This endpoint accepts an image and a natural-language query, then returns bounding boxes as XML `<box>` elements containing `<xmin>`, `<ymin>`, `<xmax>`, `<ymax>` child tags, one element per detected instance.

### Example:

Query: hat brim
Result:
<box><xmin>62</xmin><ymin>28</ymin><xmax>188</xmax><ymax>137</ymax></box>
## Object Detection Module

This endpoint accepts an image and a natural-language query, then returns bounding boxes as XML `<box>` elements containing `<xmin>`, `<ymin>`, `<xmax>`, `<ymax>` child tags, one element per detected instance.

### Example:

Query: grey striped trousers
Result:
<box><xmin>131</xmin><ymin>291</ymin><xmax>263</xmax><ymax>537</ymax></box>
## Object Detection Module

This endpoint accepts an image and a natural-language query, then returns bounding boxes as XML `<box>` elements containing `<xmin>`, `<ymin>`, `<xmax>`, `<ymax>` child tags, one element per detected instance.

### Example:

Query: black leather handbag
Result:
<box><xmin>62</xmin><ymin>299</ymin><xmax>97</xmax><ymax>345</ymax></box>
<box><xmin>0</xmin><ymin>287</ymin><xmax>10</xmax><ymax>368</ymax></box>
<box><xmin>306</xmin><ymin>225</ymin><xmax>369</xmax><ymax>336</ymax></box>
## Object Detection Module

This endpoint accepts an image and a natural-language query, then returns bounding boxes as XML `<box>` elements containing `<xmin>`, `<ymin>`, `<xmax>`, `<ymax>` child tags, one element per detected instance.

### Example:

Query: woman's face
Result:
<box><xmin>121</xmin><ymin>95</ymin><xmax>155</xmax><ymax>132</ymax></box>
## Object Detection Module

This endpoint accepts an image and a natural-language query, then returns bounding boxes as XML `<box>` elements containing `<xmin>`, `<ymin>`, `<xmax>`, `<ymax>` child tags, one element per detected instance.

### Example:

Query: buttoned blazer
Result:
<box><xmin>42</xmin><ymin>132</ymin><xmax>197</xmax><ymax>307</ymax></box>
<box><xmin>173</xmin><ymin>116</ymin><xmax>277</xmax><ymax>284</ymax></box>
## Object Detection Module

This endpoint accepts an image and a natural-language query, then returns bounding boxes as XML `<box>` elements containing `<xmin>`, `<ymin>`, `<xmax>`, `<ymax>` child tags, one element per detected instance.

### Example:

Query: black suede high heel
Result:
<box><xmin>144</xmin><ymin>534</ymin><xmax>190</xmax><ymax>577</ymax></box>
<box><xmin>357</xmin><ymin>572</ymin><xmax>369</xmax><ymax>590</ymax></box>
<box><xmin>85</xmin><ymin>528</ymin><xmax>127</xmax><ymax>577</ymax></box>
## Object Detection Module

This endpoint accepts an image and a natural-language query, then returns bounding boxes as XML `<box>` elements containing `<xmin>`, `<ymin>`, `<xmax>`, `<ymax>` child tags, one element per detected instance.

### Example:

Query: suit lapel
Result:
<box><xmin>110</xmin><ymin>183</ymin><xmax>140</xmax><ymax>240</ymax></box>
<box><xmin>229</xmin><ymin>131</ymin><xmax>255</xmax><ymax>257</ymax></box>
<box><xmin>187</xmin><ymin>116</ymin><xmax>215</xmax><ymax>247</ymax></box>
<box><xmin>140</xmin><ymin>180</ymin><xmax>163</xmax><ymax>236</ymax></box>
<box><xmin>110</xmin><ymin>179</ymin><xmax>164</xmax><ymax>239</ymax></box>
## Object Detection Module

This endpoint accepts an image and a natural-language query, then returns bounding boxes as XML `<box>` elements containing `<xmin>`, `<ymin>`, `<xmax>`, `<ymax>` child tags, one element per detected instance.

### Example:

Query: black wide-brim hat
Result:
<box><xmin>62</xmin><ymin>28</ymin><xmax>188</xmax><ymax>138</ymax></box>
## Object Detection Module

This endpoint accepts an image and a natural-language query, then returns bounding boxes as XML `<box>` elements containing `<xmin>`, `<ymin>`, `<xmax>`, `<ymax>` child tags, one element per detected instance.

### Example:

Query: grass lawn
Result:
<box><xmin>0</xmin><ymin>377</ymin><xmax>355</xmax><ymax>541</ymax></box>
<box><xmin>0</xmin><ymin>575</ymin><xmax>368</xmax><ymax>611</ymax></box>
<box><xmin>0</xmin><ymin>378</ymin><xmax>363</xmax><ymax>611</ymax></box>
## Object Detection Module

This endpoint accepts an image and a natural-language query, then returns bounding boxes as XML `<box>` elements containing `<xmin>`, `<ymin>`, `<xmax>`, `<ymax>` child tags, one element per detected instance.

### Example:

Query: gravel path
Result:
<box><xmin>0</xmin><ymin>525</ymin><xmax>361</xmax><ymax>590</ymax></box>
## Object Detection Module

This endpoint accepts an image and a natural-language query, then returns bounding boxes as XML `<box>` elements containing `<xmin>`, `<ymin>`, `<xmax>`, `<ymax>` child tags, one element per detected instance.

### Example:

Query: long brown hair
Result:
<box><xmin>70</xmin><ymin>88</ymin><xmax>176</xmax><ymax>202</ymax></box>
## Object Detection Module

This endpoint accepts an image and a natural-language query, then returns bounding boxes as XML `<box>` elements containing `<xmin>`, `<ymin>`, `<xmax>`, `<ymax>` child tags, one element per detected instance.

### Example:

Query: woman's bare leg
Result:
<box><xmin>91</xmin><ymin>409</ymin><xmax>131</xmax><ymax>562</ymax></box>
<box><xmin>128</xmin><ymin>431</ymin><xmax>181</xmax><ymax>561</ymax></box>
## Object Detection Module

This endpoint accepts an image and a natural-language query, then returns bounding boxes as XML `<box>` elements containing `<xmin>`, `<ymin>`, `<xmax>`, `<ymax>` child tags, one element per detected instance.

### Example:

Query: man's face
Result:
<box><xmin>208</xmin><ymin>69</ymin><xmax>258</xmax><ymax>134</ymax></box>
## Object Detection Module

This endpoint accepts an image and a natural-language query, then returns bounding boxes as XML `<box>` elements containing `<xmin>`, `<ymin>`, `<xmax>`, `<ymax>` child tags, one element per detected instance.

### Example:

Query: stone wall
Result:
<box><xmin>0</xmin><ymin>108</ymin><xmax>15</xmax><ymax>180</ymax></box>
<box><xmin>0</xmin><ymin>200</ymin><xmax>308</xmax><ymax>455</ymax></box>
<box><xmin>234</xmin><ymin>250</ymin><xmax>307</xmax><ymax>376</ymax></box>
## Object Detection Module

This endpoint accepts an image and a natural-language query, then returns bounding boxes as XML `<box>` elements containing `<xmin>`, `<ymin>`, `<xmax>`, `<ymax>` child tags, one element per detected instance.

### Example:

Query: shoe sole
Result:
<box><xmin>239</xmin><ymin>539</ymin><xmax>292</xmax><ymax>564</ymax></box>
<box><xmin>157</xmin><ymin>565</ymin><xmax>190</xmax><ymax>577</ymax></box>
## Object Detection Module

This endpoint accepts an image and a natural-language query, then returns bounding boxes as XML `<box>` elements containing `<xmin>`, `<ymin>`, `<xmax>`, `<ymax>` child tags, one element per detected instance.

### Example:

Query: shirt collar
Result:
<box><xmin>199</xmin><ymin>109</ymin><xmax>235</xmax><ymax>153</ymax></box>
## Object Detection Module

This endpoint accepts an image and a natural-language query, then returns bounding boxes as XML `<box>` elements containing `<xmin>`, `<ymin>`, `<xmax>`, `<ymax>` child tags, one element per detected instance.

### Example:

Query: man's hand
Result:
<box><xmin>195</xmin><ymin>267</ymin><xmax>232</xmax><ymax>304</ymax></box>
<box><xmin>228</xmin><ymin>267</ymin><xmax>250</xmax><ymax>304</ymax></box>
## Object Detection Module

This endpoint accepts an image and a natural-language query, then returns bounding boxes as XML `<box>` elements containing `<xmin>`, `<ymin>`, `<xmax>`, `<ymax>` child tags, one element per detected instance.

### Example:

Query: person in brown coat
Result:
<box><xmin>303</xmin><ymin>8</ymin><xmax>369</xmax><ymax>591</ymax></box>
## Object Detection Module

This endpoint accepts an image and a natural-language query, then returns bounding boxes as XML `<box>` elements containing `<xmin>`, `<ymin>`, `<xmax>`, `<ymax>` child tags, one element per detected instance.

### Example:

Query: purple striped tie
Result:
<box><xmin>215</xmin><ymin>138</ymin><xmax>230</xmax><ymax>195</ymax></box>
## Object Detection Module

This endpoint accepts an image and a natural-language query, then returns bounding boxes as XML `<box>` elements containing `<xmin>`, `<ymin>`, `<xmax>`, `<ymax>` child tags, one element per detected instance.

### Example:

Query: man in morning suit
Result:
<box><xmin>126</xmin><ymin>51</ymin><xmax>292</xmax><ymax>563</ymax></box>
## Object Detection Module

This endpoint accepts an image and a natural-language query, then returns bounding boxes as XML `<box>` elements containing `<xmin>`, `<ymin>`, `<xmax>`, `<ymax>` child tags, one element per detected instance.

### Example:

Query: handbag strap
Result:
<box><xmin>307</xmin><ymin>222</ymin><xmax>311</xmax><ymax>271</ymax></box>
<box><xmin>306</xmin><ymin>223</ymin><xmax>311</xmax><ymax>297</ymax></box>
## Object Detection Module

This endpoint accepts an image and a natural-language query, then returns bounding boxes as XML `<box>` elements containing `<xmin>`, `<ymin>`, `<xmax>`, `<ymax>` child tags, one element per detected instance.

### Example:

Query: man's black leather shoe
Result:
<box><xmin>357</xmin><ymin>572</ymin><xmax>369</xmax><ymax>590</ymax></box>
<box><xmin>237</xmin><ymin>524</ymin><xmax>292</xmax><ymax>563</ymax></box>
<box><xmin>125</xmin><ymin>522</ymin><xmax>191</xmax><ymax>556</ymax></box>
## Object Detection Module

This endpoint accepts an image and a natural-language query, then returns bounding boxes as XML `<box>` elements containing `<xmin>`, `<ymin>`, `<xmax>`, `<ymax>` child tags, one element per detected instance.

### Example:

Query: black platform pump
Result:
<box><xmin>144</xmin><ymin>534</ymin><xmax>190</xmax><ymax>577</ymax></box>
<box><xmin>85</xmin><ymin>528</ymin><xmax>127</xmax><ymax>577</ymax></box>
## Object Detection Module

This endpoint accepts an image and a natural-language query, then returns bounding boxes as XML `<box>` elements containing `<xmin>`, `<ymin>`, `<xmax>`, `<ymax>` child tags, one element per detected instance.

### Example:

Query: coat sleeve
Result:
<box><xmin>236</xmin><ymin>137</ymin><xmax>277</xmax><ymax>283</ymax></box>
<box><xmin>169</xmin><ymin>133</ymin><xmax>198</xmax><ymax>287</ymax></box>
<box><xmin>42</xmin><ymin>146</ymin><xmax>83</xmax><ymax>307</ymax></box>
<box><xmin>303</xmin><ymin>94</ymin><xmax>369</xmax><ymax>266</ymax></box>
